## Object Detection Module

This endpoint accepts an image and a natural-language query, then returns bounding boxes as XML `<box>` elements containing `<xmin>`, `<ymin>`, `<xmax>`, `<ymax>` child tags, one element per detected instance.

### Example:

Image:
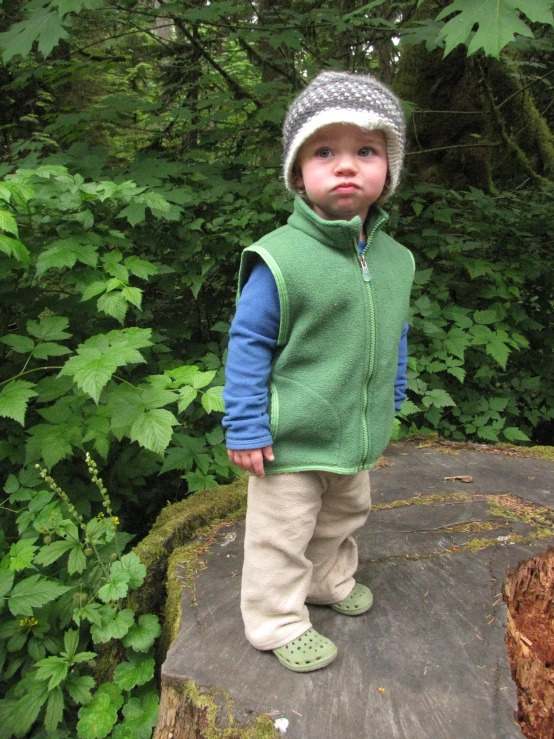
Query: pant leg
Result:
<box><xmin>305</xmin><ymin>471</ymin><xmax>371</xmax><ymax>605</ymax></box>
<box><xmin>241</xmin><ymin>472</ymin><xmax>325</xmax><ymax>651</ymax></box>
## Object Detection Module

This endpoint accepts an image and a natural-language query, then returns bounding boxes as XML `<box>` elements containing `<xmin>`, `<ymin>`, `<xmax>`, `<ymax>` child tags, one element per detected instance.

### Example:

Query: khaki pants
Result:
<box><xmin>241</xmin><ymin>470</ymin><xmax>371</xmax><ymax>650</ymax></box>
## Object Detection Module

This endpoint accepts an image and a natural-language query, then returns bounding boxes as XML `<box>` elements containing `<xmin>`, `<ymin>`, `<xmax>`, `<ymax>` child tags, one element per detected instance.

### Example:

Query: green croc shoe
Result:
<box><xmin>273</xmin><ymin>628</ymin><xmax>337</xmax><ymax>673</ymax></box>
<box><xmin>330</xmin><ymin>583</ymin><xmax>373</xmax><ymax>615</ymax></box>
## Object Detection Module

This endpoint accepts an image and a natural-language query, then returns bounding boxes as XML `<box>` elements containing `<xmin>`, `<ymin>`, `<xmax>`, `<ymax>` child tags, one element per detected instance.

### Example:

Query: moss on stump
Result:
<box><xmin>154</xmin><ymin>680</ymin><xmax>279</xmax><ymax>739</ymax></box>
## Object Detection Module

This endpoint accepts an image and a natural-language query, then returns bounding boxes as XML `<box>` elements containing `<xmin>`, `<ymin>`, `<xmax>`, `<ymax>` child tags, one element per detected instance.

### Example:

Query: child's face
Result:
<box><xmin>295</xmin><ymin>124</ymin><xmax>388</xmax><ymax>224</ymax></box>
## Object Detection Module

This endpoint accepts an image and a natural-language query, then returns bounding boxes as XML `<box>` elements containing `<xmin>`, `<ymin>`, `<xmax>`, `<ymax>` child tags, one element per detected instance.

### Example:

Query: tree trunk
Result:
<box><xmin>393</xmin><ymin>4</ymin><xmax>554</xmax><ymax>189</ymax></box>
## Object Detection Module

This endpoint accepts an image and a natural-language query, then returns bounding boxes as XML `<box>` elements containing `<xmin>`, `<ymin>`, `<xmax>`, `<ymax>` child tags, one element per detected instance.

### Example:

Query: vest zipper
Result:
<box><xmin>358</xmin><ymin>214</ymin><xmax>386</xmax><ymax>469</ymax></box>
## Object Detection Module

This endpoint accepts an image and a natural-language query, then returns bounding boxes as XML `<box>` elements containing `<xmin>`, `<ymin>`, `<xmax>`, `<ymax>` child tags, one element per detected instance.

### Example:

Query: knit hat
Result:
<box><xmin>283</xmin><ymin>71</ymin><xmax>405</xmax><ymax>201</ymax></box>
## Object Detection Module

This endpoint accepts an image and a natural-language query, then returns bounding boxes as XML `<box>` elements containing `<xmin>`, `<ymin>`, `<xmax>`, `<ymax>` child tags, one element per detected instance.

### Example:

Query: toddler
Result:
<box><xmin>223</xmin><ymin>71</ymin><xmax>414</xmax><ymax>672</ymax></box>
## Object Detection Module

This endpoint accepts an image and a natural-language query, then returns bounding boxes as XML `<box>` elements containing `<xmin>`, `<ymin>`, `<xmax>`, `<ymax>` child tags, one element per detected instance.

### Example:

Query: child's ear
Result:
<box><xmin>293</xmin><ymin>166</ymin><xmax>304</xmax><ymax>190</ymax></box>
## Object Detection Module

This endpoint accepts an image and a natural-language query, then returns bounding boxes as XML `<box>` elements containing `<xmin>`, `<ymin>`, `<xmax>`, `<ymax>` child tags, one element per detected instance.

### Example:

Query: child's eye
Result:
<box><xmin>359</xmin><ymin>147</ymin><xmax>373</xmax><ymax>157</ymax></box>
<box><xmin>316</xmin><ymin>147</ymin><xmax>332</xmax><ymax>158</ymax></box>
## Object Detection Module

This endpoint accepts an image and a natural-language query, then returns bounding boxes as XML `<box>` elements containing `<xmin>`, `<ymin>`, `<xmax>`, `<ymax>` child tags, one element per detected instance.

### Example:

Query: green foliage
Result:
<box><xmin>0</xmin><ymin>1</ymin><xmax>552</xmax><ymax>734</ymax></box>
<box><xmin>394</xmin><ymin>183</ymin><xmax>554</xmax><ymax>444</ymax></box>
<box><xmin>436</xmin><ymin>0</ymin><xmax>554</xmax><ymax>58</ymax></box>
<box><xmin>0</xmin><ymin>458</ymin><xmax>159</xmax><ymax>739</ymax></box>
<box><xmin>0</xmin><ymin>165</ymin><xmax>235</xmax><ymax>519</ymax></box>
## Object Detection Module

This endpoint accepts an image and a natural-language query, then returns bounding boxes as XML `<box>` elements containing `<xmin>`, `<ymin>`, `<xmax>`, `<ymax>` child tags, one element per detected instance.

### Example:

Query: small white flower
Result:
<box><xmin>274</xmin><ymin>717</ymin><xmax>289</xmax><ymax>734</ymax></box>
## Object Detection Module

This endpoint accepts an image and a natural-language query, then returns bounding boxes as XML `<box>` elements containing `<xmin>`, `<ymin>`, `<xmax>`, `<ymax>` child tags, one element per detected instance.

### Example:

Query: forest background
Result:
<box><xmin>0</xmin><ymin>0</ymin><xmax>553</xmax><ymax>736</ymax></box>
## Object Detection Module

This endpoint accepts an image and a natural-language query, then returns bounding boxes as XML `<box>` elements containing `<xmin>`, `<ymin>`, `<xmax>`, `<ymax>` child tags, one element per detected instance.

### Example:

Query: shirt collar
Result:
<box><xmin>288</xmin><ymin>196</ymin><xmax>388</xmax><ymax>251</ymax></box>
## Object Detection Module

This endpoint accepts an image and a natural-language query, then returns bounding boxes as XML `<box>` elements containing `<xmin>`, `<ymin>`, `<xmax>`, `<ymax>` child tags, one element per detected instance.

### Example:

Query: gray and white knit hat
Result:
<box><xmin>283</xmin><ymin>71</ymin><xmax>405</xmax><ymax>201</ymax></box>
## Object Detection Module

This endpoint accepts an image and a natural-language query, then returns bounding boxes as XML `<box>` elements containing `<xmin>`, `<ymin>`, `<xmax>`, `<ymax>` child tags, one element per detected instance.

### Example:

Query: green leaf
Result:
<box><xmin>466</xmin><ymin>260</ymin><xmax>494</xmax><ymax>279</ymax></box>
<box><xmin>114</xmin><ymin>553</ymin><xmax>146</xmax><ymax>589</ymax></box>
<box><xmin>45</xmin><ymin>687</ymin><xmax>64</xmax><ymax>733</ymax></box>
<box><xmin>81</xmin><ymin>280</ymin><xmax>108</xmax><ymax>301</ymax></box>
<box><xmin>35</xmin><ymin>165</ymin><xmax>70</xmax><ymax>178</ymax></box>
<box><xmin>0</xmin><ymin>380</ymin><xmax>38</xmax><ymax>425</ymax></box>
<box><xmin>122</xmin><ymin>614</ymin><xmax>161</xmax><ymax>652</ymax></box>
<box><xmin>141</xmin><ymin>192</ymin><xmax>171</xmax><ymax>213</ymax></box>
<box><xmin>177</xmin><ymin>386</ymin><xmax>198</xmax><ymax>413</ymax></box>
<box><xmin>473</xmin><ymin>309</ymin><xmax>497</xmax><ymax>325</ymax></box>
<box><xmin>54</xmin><ymin>0</ymin><xmax>105</xmax><ymax>18</ymax></box>
<box><xmin>489</xmin><ymin>397</ymin><xmax>509</xmax><ymax>412</ymax></box>
<box><xmin>166</xmin><ymin>365</ymin><xmax>199</xmax><ymax>385</ymax></box>
<box><xmin>36</xmin><ymin>237</ymin><xmax>98</xmax><ymax>275</ymax></box>
<box><xmin>66</xmin><ymin>675</ymin><xmax>95</xmax><ymax>705</ymax></box>
<box><xmin>130</xmin><ymin>409</ymin><xmax>177</xmax><ymax>454</ymax></box>
<box><xmin>0</xmin><ymin>234</ymin><xmax>30</xmax><ymax>265</ymax></box>
<box><xmin>436</xmin><ymin>0</ymin><xmax>552</xmax><ymax>58</ymax></box>
<box><xmin>68</xmin><ymin>545</ymin><xmax>87</xmax><ymax>575</ymax></box>
<box><xmin>191</xmin><ymin>370</ymin><xmax>217</xmax><ymax>389</ymax></box>
<box><xmin>206</xmin><ymin>427</ymin><xmax>224</xmax><ymax>445</ymax></box>
<box><xmin>125</xmin><ymin>256</ymin><xmax>159</xmax><ymax>279</ymax></box>
<box><xmin>111</xmin><ymin>692</ymin><xmax>159</xmax><ymax>739</ymax></box>
<box><xmin>64</xmin><ymin>628</ymin><xmax>79</xmax><ymax>658</ymax></box>
<box><xmin>91</xmin><ymin>608</ymin><xmax>135</xmax><ymax>642</ymax></box>
<box><xmin>485</xmin><ymin>339</ymin><xmax>510</xmax><ymax>369</ymax></box>
<box><xmin>77</xmin><ymin>602</ymin><xmax>104</xmax><ymax>628</ymax></box>
<box><xmin>117</xmin><ymin>202</ymin><xmax>146</xmax><ymax>226</ymax></box>
<box><xmin>0</xmin><ymin>334</ymin><xmax>35</xmax><ymax>353</ymax></box>
<box><xmin>447</xmin><ymin>366</ymin><xmax>466</xmax><ymax>383</ymax></box>
<box><xmin>477</xmin><ymin>425</ymin><xmax>499</xmax><ymax>442</ymax></box>
<box><xmin>139</xmin><ymin>385</ymin><xmax>176</xmax><ymax>410</ymax></box>
<box><xmin>26</xmin><ymin>423</ymin><xmax>78</xmax><ymax>468</ymax></box>
<box><xmin>0</xmin><ymin>570</ymin><xmax>14</xmax><ymax>598</ymax></box>
<box><xmin>97</xmin><ymin>572</ymin><xmax>129</xmax><ymax>603</ymax></box>
<box><xmin>503</xmin><ymin>426</ymin><xmax>530</xmax><ymax>442</ymax></box>
<box><xmin>8</xmin><ymin>575</ymin><xmax>71</xmax><ymax>616</ymax></box>
<box><xmin>422</xmin><ymin>388</ymin><xmax>456</xmax><ymax>408</ymax></box>
<box><xmin>0</xmin><ymin>209</ymin><xmax>18</xmax><ymax>235</ymax></box>
<box><xmin>97</xmin><ymin>291</ymin><xmax>128</xmax><ymax>324</ymax></box>
<box><xmin>9</xmin><ymin>538</ymin><xmax>39</xmax><ymax>571</ymax></box>
<box><xmin>121</xmin><ymin>286</ymin><xmax>142</xmax><ymax>309</ymax></box>
<box><xmin>0</xmin><ymin>7</ymin><xmax>69</xmax><ymax>62</ymax></box>
<box><xmin>90</xmin><ymin>607</ymin><xmax>124</xmax><ymax>642</ymax></box>
<box><xmin>72</xmin><ymin>650</ymin><xmax>97</xmax><ymax>663</ymax></box>
<box><xmin>5</xmin><ymin>680</ymin><xmax>49</xmax><ymax>736</ymax></box>
<box><xmin>33</xmin><ymin>342</ymin><xmax>72</xmax><ymax>359</ymax></box>
<box><xmin>61</xmin><ymin>336</ymin><xmax>147</xmax><ymax>403</ymax></box>
<box><xmin>35</xmin><ymin>655</ymin><xmax>68</xmax><ymax>689</ymax></box>
<box><xmin>185</xmin><ymin>470</ymin><xmax>217</xmax><ymax>492</ymax></box>
<box><xmin>113</xmin><ymin>655</ymin><xmax>155</xmax><ymax>690</ymax></box>
<box><xmin>201</xmin><ymin>386</ymin><xmax>224</xmax><ymax>414</ymax></box>
<box><xmin>77</xmin><ymin>682</ymin><xmax>123</xmax><ymax>739</ymax></box>
<box><xmin>27</xmin><ymin>316</ymin><xmax>71</xmax><ymax>341</ymax></box>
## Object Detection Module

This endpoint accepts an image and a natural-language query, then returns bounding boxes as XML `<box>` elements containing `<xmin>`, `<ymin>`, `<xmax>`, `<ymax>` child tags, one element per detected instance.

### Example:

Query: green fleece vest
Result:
<box><xmin>238</xmin><ymin>196</ymin><xmax>415</xmax><ymax>474</ymax></box>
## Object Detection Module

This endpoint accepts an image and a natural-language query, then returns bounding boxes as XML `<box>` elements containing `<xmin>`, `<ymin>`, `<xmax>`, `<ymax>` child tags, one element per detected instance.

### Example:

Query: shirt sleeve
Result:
<box><xmin>394</xmin><ymin>322</ymin><xmax>409</xmax><ymax>414</ymax></box>
<box><xmin>222</xmin><ymin>260</ymin><xmax>280</xmax><ymax>450</ymax></box>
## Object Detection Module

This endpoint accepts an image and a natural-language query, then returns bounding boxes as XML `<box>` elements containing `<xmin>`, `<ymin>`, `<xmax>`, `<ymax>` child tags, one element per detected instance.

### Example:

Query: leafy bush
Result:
<box><xmin>394</xmin><ymin>183</ymin><xmax>554</xmax><ymax>444</ymax></box>
<box><xmin>0</xmin><ymin>456</ymin><xmax>160</xmax><ymax>739</ymax></box>
<box><xmin>0</xmin><ymin>165</ymin><xmax>236</xmax><ymax>530</ymax></box>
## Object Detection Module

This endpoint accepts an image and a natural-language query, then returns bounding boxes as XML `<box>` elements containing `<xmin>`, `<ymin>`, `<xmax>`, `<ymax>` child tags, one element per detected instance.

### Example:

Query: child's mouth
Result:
<box><xmin>334</xmin><ymin>183</ymin><xmax>359</xmax><ymax>193</ymax></box>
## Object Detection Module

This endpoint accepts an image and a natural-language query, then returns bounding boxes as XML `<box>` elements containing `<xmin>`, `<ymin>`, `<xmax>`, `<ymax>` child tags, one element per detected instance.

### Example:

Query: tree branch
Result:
<box><xmin>497</xmin><ymin>68</ymin><xmax>554</xmax><ymax>110</ymax></box>
<box><xmin>406</xmin><ymin>142</ymin><xmax>501</xmax><ymax>156</ymax></box>
<box><xmin>167</xmin><ymin>16</ymin><xmax>256</xmax><ymax>103</ymax></box>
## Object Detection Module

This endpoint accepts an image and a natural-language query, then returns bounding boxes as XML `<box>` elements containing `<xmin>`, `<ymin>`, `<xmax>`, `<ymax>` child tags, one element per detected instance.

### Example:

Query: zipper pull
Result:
<box><xmin>359</xmin><ymin>255</ymin><xmax>371</xmax><ymax>281</ymax></box>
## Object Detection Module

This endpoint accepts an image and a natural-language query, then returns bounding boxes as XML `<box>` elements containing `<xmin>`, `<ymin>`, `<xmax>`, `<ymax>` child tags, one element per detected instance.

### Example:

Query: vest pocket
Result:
<box><xmin>270</xmin><ymin>374</ymin><xmax>341</xmax><ymax>466</ymax></box>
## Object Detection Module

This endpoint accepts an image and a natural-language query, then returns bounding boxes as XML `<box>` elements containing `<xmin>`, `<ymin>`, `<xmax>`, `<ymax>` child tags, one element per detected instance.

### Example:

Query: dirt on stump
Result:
<box><xmin>504</xmin><ymin>548</ymin><xmax>554</xmax><ymax>739</ymax></box>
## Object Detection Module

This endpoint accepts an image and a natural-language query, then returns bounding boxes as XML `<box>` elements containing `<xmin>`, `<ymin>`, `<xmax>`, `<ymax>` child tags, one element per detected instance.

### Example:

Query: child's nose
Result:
<box><xmin>335</xmin><ymin>154</ymin><xmax>357</xmax><ymax>174</ymax></box>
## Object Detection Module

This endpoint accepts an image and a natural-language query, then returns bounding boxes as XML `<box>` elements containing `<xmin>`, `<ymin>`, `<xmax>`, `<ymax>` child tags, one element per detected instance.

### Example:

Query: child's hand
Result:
<box><xmin>227</xmin><ymin>446</ymin><xmax>274</xmax><ymax>477</ymax></box>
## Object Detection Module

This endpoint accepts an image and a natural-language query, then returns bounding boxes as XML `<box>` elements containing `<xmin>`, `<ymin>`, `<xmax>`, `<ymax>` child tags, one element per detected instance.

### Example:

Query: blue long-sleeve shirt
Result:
<box><xmin>223</xmin><ymin>257</ymin><xmax>409</xmax><ymax>451</ymax></box>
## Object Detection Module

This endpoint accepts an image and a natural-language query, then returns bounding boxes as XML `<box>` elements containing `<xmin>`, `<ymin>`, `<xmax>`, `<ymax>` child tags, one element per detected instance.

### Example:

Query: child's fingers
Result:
<box><xmin>262</xmin><ymin>445</ymin><xmax>275</xmax><ymax>462</ymax></box>
<box><xmin>248</xmin><ymin>449</ymin><xmax>265</xmax><ymax>477</ymax></box>
<box><xmin>227</xmin><ymin>448</ymin><xmax>265</xmax><ymax>477</ymax></box>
